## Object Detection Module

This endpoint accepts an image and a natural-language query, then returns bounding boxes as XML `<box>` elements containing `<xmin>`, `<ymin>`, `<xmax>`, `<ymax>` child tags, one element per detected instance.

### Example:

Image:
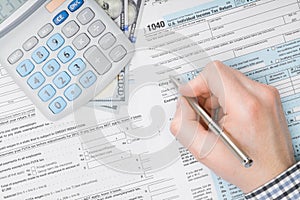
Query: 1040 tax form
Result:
<box><xmin>1</xmin><ymin>0</ymin><xmax>300</xmax><ymax>199</ymax></box>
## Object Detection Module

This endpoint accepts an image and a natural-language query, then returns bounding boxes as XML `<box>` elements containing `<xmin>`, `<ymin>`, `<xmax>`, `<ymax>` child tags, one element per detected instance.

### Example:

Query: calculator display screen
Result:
<box><xmin>0</xmin><ymin>0</ymin><xmax>28</xmax><ymax>24</ymax></box>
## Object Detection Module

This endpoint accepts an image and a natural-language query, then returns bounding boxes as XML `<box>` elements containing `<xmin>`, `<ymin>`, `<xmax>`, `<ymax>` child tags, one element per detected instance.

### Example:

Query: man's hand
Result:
<box><xmin>170</xmin><ymin>61</ymin><xmax>296</xmax><ymax>193</ymax></box>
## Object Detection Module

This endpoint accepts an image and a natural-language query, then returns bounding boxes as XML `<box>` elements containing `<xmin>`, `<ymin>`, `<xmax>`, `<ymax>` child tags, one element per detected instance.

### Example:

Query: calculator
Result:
<box><xmin>0</xmin><ymin>0</ymin><xmax>134</xmax><ymax>120</ymax></box>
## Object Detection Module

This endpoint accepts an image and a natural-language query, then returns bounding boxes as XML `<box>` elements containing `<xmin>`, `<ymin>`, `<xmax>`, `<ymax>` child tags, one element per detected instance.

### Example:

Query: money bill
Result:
<box><xmin>95</xmin><ymin>0</ymin><xmax>123</xmax><ymax>28</ymax></box>
<box><xmin>121</xmin><ymin>0</ymin><xmax>128</xmax><ymax>32</ymax></box>
<box><xmin>123</xmin><ymin>0</ymin><xmax>129</xmax><ymax>33</ymax></box>
<box><xmin>89</xmin><ymin>0</ymin><xmax>133</xmax><ymax>111</ymax></box>
<box><xmin>128</xmin><ymin>0</ymin><xmax>145</xmax><ymax>43</ymax></box>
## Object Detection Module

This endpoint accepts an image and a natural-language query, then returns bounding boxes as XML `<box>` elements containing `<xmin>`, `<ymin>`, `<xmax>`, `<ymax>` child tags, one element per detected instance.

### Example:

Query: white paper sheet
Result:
<box><xmin>1</xmin><ymin>0</ymin><xmax>300</xmax><ymax>199</ymax></box>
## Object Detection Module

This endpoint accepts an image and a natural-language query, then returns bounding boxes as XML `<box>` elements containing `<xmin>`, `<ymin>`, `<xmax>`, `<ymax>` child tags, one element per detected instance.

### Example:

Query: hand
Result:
<box><xmin>170</xmin><ymin>61</ymin><xmax>296</xmax><ymax>193</ymax></box>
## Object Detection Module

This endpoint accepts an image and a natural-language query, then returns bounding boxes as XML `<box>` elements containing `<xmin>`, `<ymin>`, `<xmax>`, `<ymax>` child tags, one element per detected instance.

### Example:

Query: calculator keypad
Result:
<box><xmin>53</xmin><ymin>71</ymin><xmax>71</xmax><ymax>89</ymax></box>
<box><xmin>73</xmin><ymin>33</ymin><xmax>90</xmax><ymax>50</ymax></box>
<box><xmin>68</xmin><ymin>0</ymin><xmax>84</xmax><ymax>12</ymax></box>
<box><xmin>64</xmin><ymin>84</ymin><xmax>82</xmax><ymax>101</ymax></box>
<box><xmin>109</xmin><ymin>45</ymin><xmax>127</xmax><ymax>62</ymax></box>
<box><xmin>8</xmin><ymin>49</ymin><xmax>23</xmax><ymax>64</ymax></box>
<box><xmin>88</xmin><ymin>20</ymin><xmax>105</xmax><ymax>37</ymax></box>
<box><xmin>27</xmin><ymin>72</ymin><xmax>45</xmax><ymax>89</ymax></box>
<box><xmin>62</xmin><ymin>20</ymin><xmax>80</xmax><ymax>38</ymax></box>
<box><xmin>77</xmin><ymin>8</ymin><xmax>95</xmax><ymax>25</ymax></box>
<box><xmin>7</xmin><ymin>0</ymin><xmax>132</xmax><ymax>117</ymax></box>
<box><xmin>79</xmin><ymin>70</ymin><xmax>97</xmax><ymax>88</ymax></box>
<box><xmin>49</xmin><ymin>97</ymin><xmax>67</xmax><ymax>114</ymax></box>
<box><xmin>16</xmin><ymin>60</ymin><xmax>35</xmax><ymax>77</ymax></box>
<box><xmin>84</xmin><ymin>46</ymin><xmax>112</xmax><ymax>75</ymax></box>
<box><xmin>23</xmin><ymin>36</ymin><xmax>39</xmax><ymax>51</ymax></box>
<box><xmin>99</xmin><ymin>33</ymin><xmax>116</xmax><ymax>50</ymax></box>
<box><xmin>38</xmin><ymin>84</ymin><xmax>56</xmax><ymax>102</ymax></box>
<box><xmin>32</xmin><ymin>47</ymin><xmax>49</xmax><ymax>64</ymax></box>
<box><xmin>57</xmin><ymin>46</ymin><xmax>75</xmax><ymax>63</ymax></box>
<box><xmin>43</xmin><ymin>59</ymin><xmax>60</xmax><ymax>77</ymax></box>
<box><xmin>53</xmin><ymin>10</ymin><xmax>69</xmax><ymax>25</ymax></box>
<box><xmin>38</xmin><ymin>23</ymin><xmax>54</xmax><ymax>38</ymax></box>
<box><xmin>47</xmin><ymin>33</ymin><xmax>65</xmax><ymax>51</ymax></box>
<box><xmin>68</xmin><ymin>58</ymin><xmax>86</xmax><ymax>76</ymax></box>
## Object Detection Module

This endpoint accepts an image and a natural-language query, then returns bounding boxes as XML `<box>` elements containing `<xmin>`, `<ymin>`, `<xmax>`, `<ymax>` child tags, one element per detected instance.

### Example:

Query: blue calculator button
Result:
<box><xmin>53</xmin><ymin>71</ymin><xmax>71</xmax><ymax>89</ymax></box>
<box><xmin>53</xmin><ymin>10</ymin><xmax>69</xmax><ymax>25</ymax></box>
<box><xmin>58</xmin><ymin>46</ymin><xmax>75</xmax><ymax>63</ymax></box>
<box><xmin>42</xmin><ymin>59</ymin><xmax>60</xmax><ymax>76</ymax></box>
<box><xmin>16</xmin><ymin>60</ymin><xmax>35</xmax><ymax>77</ymax></box>
<box><xmin>49</xmin><ymin>96</ymin><xmax>67</xmax><ymax>114</ymax></box>
<box><xmin>32</xmin><ymin>46</ymin><xmax>49</xmax><ymax>64</ymax></box>
<box><xmin>47</xmin><ymin>33</ymin><xmax>65</xmax><ymax>51</ymax></box>
<box><xmin>38</xmin><ymin>84</ymin><xmax>56</xmax><ymax>102</ymax></box>
<box><xmin>64</xmin><ymin>84</ymin><xmax>82</xmax><ymax>101</ymax></box>
<box><xmin>68</xmin><ymin>0</ymin><xmax>84</xmax><ymax>12</ymax></box>
<box><xmin>79</xmin><ymin>70</ymin><xmax>97</xmax><ymax>88</ymax></box>
<box><xmin>68</xmin><ymin>58</ymin><xmax>86</xmax><ymax>76</ymax></box>
<box><xmin>27</xmin><ymin>72</ymin><xmax>45</xmax><ymax>89</ymax></box>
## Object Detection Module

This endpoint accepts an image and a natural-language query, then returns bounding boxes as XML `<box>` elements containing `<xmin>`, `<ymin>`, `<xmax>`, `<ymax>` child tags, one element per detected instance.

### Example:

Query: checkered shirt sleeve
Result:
<box><xmin>245</xmin><ymin>161</ymin><xmax>300</xmax><ymax>200</ymax></box>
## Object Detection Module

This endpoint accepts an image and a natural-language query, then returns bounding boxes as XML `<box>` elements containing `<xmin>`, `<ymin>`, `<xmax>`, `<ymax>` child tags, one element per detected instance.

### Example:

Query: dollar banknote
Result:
<box><xmin>128</xmin><ymin>0</ymin><xmax>145</xmax><ymax>42</ymax></box>
<box><xmin>89</xmin><ymin>0</ymin><xmax>137</xmax><ymax>111</ymax></box>
<box><xmin>95</xmin><ymin>0</ymin><xmax>122</xmax><ymax>27</ymax></box>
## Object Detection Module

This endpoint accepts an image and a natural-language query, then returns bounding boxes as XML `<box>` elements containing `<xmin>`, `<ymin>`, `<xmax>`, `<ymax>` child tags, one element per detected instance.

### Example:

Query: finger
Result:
<box><xmin>203</xmin><ymin>95</ymin><xmax>220</xmax><ymax>110</ymax></box>
<box><xmin>172</xmin><ymin>98</ymin><xmax>222</xmax><ymax>158</ymax></box>
<box><xmin>179</xmin><ymin>72</ymin><xmax>210</xmax><ymax>98</ymax></box>
<box><xmin>182</xmin><ymin>61</ymin><xmax>256</xmax><ymax>113</ymax></box>
<box><xmin>171</xmin><ymin>97</ymin><xmax>202</xmax><ymax>148</ymax></box>
<box><xmin>181</xmin><ymin>97</ymin><xmax>199</xmax><ymax>121</ymax></box>
<box><xmin>171</xmin><ymin>95</ymin><xmax>244</xmax><ymax>172</ymax></box>
<box><xmin>171</xmin><ymin>97</ymin><xmax>198</xmax><ymax>135</ymax></box>
<box><xmin>170</xmin><ymin>98</ymin><xmax>184</xmax><ymax>137</ymax></box>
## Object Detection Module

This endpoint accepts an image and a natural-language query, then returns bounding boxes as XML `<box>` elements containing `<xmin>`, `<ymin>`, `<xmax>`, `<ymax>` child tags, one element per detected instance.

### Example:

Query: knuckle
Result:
<box><xmin>205</xmin><ymin>60</ymin><xmax>224</xmax><ymax>71</ymax></box>
<box><xmin>261</xmin><ymin>85</ymin><xmax>280</xmax><ymax>104</ymax></box>
<box><xmin>211</xmin><ymin>60</ymin><xmax>224</xmax><ymax>70</ymax></box>
<box><xmin>244</xmin><ymin>97</ymin><xmax>261</xmax><ymax>117</ymax></box>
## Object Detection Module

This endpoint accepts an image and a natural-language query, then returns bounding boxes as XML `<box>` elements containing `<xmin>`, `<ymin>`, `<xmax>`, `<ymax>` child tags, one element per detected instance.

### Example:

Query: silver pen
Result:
<box><xmin>170</xmin><ymin>76</ymin><xmax>253</xmax><ymax>168</ymax></box>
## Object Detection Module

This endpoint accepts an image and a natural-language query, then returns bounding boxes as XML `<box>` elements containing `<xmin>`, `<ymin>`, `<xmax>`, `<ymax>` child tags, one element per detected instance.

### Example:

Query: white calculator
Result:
<box><xmin>0</xmin><ymin>0</ymin><xmax>134</xmax><ymax>120</ymax></box>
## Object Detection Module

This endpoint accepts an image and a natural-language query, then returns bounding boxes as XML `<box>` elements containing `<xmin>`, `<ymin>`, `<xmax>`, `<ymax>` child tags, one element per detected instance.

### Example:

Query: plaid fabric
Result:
<box><xmin>245</xmin><ymin>161</ymin><xmax>300</xmax><ymax>200</ymax></box>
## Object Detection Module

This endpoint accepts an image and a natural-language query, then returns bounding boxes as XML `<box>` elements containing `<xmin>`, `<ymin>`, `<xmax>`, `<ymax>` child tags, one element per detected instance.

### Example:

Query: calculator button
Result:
<box><xmin>47</xmin><ymin>33</ymin><xmax>65</xmax><ymax>51</ymax></box>
<box><xmin>27</xmin><ymin>72</ymin><xmax>45</xmax><ymax>89</ymax></box>
<box><xmin>84</xmin><ymin>46</ymin><xmax>112</xmax><ymax>75</ymax></box>
<box><xmin>62</xmin><ymin>20</ymin><xmax>80</xmax><ymax>38</ymax></box>
<box><xmin>38</xmin><ymin>84</ymin><xmax>56</xmax><ymax>102</ymax></box>
<box><xmin>77</xmin><ymin>7</ymin><xmax>95</xmax><ymax>25</ymax></box>
<box><xmin>68</xmin><ymin>58</ymin><xmax>86</xmax><ymax>76</ymax></box>
<box><xmin>8</xmin><ymin>49</ymin><xmax>23</xmax><ymax>64</ymax></box>
<box><xmin>68</xmin><ymin>0</ymin><xmax>84</xmax><ymax>12</ymax></box>
<box><xmin>58</xmin><ymin>46</ymin><xmax>75</xmax><ymax>63</ymax></box>
<box><xmin>23</xmin><ymin>36</ymin><xmax>38</xmax><ymax>51</ymax></box>
<box><xmin>64</xmin><ymin>84</ymin><xmax>82</xmax><ymax>101</ymax></box>
<box><xmin>16</xmin><ymin>60</ymin><xmax>35</xmax><ymax>77</ymax></box>
<box><xmin>42</xmin><ymin>59</ymin><xmax>60</xmax><ymax>76</ymax></box>
<box><xmin>53</xmin><ymin>10</ymin><xmax>69</xmax><ymax>25</ymax></box>
<box><xmin>72</xmin><ymin>33</ymin><xmax>90</xmax><ymax>50</ymax></box>
<box><xmin>38</xmin><ymin>23</ymin><xmax>54</xmax><ymax>38</ymax></box>
<box><xmin>88</xmin><ymin>20</ymin><xmax>105</xmax><ymax>37</ymax></box>
<box><xmin>32</xmin><ymin>46</ymin><xmax>49</xmax><ymax>64</ymax></box>
<box><xmin>79</xmin><ymin>70</ymin><xmax>97</xmax><ymax>88</ymax></box>
<box><xmin>53</xmin><ymin>71</ymin><xmax>71</xmax><ymax>89</ymax></box>
<box><xmin>99</xmin><ymin>32</ymin><xmax>116</xmax><ymax>50</ymax></box>
<box><xmin>49</xmin><ymin>96</ymin><xmax>67</xmax><ymax>114</ymax></box>
<box><xmin>109</xmin><ymin>45</ymin><xmax>127</xmax><ymax>62</ymax></box>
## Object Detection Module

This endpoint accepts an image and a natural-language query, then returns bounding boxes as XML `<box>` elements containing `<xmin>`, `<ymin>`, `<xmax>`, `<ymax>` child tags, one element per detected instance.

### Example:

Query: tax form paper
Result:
<box><xmin>1</xmin><ymin>0</ymin><xmax>300</xmax><ymax>199</ymax></box>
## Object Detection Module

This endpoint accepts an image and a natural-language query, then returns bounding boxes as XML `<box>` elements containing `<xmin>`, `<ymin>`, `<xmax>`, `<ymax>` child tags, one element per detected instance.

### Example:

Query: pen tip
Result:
<box><xmin>169</xmin><ymin>75</ymin><xmax>181</xmax><ymax>88</ymax></box>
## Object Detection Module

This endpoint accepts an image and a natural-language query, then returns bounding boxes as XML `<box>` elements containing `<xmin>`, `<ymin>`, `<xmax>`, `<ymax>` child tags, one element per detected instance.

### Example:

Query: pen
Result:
<box><xmin>170</xmin><ymin>76</ymin><xmax>253</xmax><ymax>168</ymax></box>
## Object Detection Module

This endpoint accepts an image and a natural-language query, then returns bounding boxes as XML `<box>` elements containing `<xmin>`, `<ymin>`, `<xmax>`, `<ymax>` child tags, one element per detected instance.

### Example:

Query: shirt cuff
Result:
<box><xmin>244</xmin><ymin>161</ymin><xmax>300</xmax><ymax>200</ymax></box>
